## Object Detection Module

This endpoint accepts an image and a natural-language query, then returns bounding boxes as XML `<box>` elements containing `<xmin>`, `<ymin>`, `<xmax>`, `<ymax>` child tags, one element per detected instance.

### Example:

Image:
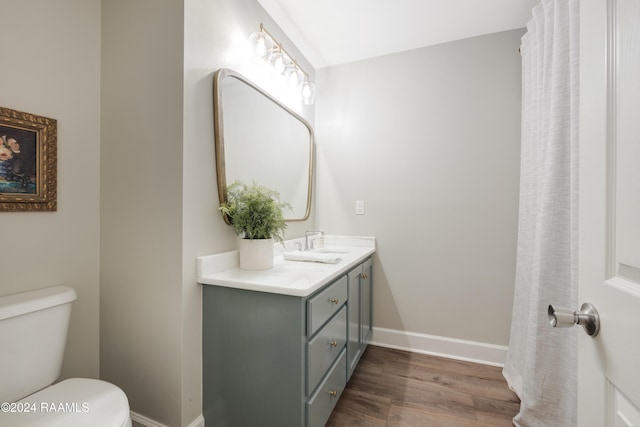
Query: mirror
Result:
<box><xmin>214</xmin><ymin>68</ymin><xmax>314</xmax><ymax>222</ymax></box>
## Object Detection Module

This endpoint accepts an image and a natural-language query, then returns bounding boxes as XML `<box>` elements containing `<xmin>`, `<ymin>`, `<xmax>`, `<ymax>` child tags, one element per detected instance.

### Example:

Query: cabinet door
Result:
<box><xmin>361</xmin><ymin>258</ymin><xmax>373</xmax><ymax>346</ymax></box>
<box><xmin>347</xmin><ymin>265</ymin><xmax>361</xmax><ymax>380</ymax></box>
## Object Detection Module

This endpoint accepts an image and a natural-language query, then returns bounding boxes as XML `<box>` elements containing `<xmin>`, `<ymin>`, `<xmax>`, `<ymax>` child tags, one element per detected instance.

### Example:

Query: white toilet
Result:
<box><xmin>0</xmin><ymin>285</ymin><xmax>132</xmax><ymax>427</ymax></box>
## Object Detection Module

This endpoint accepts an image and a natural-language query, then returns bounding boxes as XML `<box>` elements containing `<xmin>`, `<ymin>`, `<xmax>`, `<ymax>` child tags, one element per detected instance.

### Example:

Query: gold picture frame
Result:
<box><xmin>0</xmin><ymin>106</ymin><xmax>57</xmax><ymax>211</ymax></box>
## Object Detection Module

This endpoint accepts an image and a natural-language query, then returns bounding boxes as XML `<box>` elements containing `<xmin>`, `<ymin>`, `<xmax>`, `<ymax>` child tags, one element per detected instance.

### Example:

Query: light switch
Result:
<box><xmin>355</xmin><ymin>200</ymin><xmax>365</xmax><ymax>215</ymax></box>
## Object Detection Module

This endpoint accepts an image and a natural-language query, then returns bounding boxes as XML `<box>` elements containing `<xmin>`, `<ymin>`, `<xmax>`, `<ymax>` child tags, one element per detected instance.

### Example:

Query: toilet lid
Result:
<box><xmin>0</xmin><ymin>378</ymin><xmax>132</xmax><ymax>427</ymax></box>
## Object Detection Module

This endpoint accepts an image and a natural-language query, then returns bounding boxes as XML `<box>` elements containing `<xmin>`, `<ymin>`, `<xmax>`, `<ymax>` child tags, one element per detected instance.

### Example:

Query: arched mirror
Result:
<box><xmin>213</xmin><ymin>68</ymin><xmax>314</xmax><ymax>222</ymax></box>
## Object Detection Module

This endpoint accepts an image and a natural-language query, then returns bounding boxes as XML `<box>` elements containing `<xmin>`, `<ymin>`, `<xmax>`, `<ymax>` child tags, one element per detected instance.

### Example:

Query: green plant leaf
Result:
<box><xmin>219</xmin><ymin>180</ymin><xmax>292</xmax><ymax>242</ymax></box>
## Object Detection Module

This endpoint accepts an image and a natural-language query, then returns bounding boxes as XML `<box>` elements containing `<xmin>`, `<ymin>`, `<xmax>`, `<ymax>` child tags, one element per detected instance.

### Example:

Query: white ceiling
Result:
<box><xmin>257</xmin><ymin>0</ymin><xmax>539</xmax><ymax>69</ymax></box>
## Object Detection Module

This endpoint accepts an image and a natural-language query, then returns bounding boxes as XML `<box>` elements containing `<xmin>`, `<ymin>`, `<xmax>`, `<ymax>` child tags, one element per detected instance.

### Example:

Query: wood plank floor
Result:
<box><xmin>326</xmin><ymin>345</ymin><xmax>520</xmax><ymax>427</ymax></box>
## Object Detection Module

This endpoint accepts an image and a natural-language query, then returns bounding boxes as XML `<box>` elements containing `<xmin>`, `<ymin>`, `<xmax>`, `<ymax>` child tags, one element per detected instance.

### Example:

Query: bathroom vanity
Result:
<box><xmin>198</xmin><ymin>236</ymin><xmax>375</xmax><ymax>427</ymax></box>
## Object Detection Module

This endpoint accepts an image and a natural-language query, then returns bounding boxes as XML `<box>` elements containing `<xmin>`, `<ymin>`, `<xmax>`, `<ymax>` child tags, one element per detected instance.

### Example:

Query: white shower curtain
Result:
<box><xmin>502</xmin><ymin>1</ymin><xmax>580</xmax><ymax>426</ymax></box>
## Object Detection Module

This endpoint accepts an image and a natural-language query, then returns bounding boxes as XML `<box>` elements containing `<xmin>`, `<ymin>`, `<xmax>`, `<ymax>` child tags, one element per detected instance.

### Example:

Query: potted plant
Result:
<box><xmin>219</xmin><ymin>181</ymin><xmax>291</xmax><ymax>270</ymax></box>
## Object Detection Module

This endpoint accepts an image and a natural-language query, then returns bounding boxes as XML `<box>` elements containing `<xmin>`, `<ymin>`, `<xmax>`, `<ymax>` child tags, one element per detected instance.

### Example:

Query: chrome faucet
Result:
<box><xmin>304</xmin><ymin>230</ymin><xmax>324</xmax><ymax>251</ymax></box>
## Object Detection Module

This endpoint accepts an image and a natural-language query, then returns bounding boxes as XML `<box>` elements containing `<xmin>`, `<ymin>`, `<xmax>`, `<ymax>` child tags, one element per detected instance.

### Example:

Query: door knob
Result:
<box><xmin>548</xmin><ymin>303</ymin><xmax>600</xmax><ymax>337</ymax></box>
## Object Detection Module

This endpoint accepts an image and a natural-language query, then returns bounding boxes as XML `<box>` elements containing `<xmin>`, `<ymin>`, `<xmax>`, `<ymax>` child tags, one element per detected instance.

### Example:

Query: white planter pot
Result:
<box><xmin>238</xmin><ymin>238</ymin><xmax>274</xmax><ymax>270</ymax></box>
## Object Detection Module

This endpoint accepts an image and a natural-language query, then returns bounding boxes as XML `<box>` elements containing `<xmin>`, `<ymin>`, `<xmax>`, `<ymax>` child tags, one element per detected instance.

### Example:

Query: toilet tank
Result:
<box><xmin>0</xmin><ymin>286</ymin><xmax>77</xmax><ymax>403</ymax></box>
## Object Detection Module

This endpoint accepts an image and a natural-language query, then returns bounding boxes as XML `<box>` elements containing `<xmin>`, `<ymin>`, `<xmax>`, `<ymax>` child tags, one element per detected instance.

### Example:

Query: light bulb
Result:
<box><xmin>249</xmin><ymin>31</ymin><xmax>272</xmax><ymax>59</ymax></box>
<box><xmin>285</xmin><ymin>66</ymin><xmax>303</xmax><ymax>86</ymax></box>
<box><xmin>302</xmin><ymin>81</ymin><xmax>316</xmax><ymax>105</ymax></box>
<box><xmin>271</xmin><ymin>50</ymin><xmax>287</xmax><ymax>74</ymax></box>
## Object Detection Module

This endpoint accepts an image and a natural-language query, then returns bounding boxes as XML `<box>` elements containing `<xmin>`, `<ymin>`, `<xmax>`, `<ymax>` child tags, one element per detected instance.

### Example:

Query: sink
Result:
<box><xmin>284</xmin><ymin>262</ymin><xmax>331</xmax><ymax>273</ymax></box>
<box><xmin>282</xmin><ymin>250</ymin><xmax>344</xmax><ymax>264</ymax></box>
<box><xmin>311</xmin><ymin>247</ymin><xmax>350</xmax><ymax>254</ymax></box>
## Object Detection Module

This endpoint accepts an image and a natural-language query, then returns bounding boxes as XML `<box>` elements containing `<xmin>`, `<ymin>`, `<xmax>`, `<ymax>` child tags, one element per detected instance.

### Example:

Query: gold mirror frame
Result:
<box><xmin>213</xmin><ymin>68</ymin><xmax>314</xmax><ymax>223</ymax></box>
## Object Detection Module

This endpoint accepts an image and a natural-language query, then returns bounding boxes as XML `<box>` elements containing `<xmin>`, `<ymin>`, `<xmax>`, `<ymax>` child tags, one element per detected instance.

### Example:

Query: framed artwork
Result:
<box><xmin>0</xmin><ymin>106</ymin><xmax>57</xmax><ymax>211</ymax></box>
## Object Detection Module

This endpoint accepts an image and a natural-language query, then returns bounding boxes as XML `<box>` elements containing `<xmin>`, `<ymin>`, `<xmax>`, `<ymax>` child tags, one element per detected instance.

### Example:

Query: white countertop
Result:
<box><xmin>197</xmin><ymin>235</ymin><xmax>375</xmax><ymax>297</ymax></box>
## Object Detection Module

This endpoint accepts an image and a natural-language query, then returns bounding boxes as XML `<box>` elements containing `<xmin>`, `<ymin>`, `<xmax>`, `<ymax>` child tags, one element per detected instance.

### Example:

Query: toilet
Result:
<box><xmin>0</xmin><ymin>285</ymin><xmax>132</xmax><ymax>427</ymax></box>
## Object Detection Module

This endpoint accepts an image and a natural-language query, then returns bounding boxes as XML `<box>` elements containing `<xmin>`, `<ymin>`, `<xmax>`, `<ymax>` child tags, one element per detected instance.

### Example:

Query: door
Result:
<box><xmin>579</xmin><ymin>0</ymin><xmax>640</xmax><ymax>425</ymax></box>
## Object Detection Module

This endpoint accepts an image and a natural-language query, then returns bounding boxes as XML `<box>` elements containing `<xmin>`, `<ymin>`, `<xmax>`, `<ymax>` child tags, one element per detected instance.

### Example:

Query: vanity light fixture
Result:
<box><xmin>249</xmin><ymin>23</ymin><xmax>316</xmax><ymax>105</ymax></box>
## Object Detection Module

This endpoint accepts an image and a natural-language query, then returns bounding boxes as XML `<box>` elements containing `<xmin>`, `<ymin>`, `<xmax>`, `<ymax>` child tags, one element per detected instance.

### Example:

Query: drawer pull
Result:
<box><xmin>328</xmin><ymin>390</ymin><xmax>338</xmax><ymax>397</ymax></box>
<box><xmin>329</xmin><ymin>340</ymin><xmax>338</xmax><ymax>347</ymax></box>
<box><xmin>329</xmin><ymin>298</ymin><xmax>340</xmax><ymax>305</ymax></box>
<box><xmin>361</xmin><ymin>273</ymin><xmax>368</xmax><ymax>279</ymax></box>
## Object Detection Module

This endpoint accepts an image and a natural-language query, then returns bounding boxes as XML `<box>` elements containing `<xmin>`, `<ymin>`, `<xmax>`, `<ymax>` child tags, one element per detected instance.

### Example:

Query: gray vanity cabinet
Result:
<box><xmin>347</xmin><ymin>257</ymin><xmax>373</xmax><ymax>380</ymax></box>
<box><xmin>202</xmin><ymin>256</ymin><xmax>372</xmax><ymax>427</ymax></box>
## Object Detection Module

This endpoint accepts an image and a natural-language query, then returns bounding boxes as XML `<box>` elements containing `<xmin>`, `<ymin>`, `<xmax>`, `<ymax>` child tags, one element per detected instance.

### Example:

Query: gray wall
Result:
<box><xmin>0</xmin><ymin>0</ymin><xmax>101</xmax><ymax>381</ymax></box>
<box><xmin>316</xmin><ymin>29</ymin><xmax>523</xmax><ymax>345</ymax></box>
<box><xmin>100</xmin><ymin>0</ymin><xmax>185</xmax><ymax>425</ymax></box>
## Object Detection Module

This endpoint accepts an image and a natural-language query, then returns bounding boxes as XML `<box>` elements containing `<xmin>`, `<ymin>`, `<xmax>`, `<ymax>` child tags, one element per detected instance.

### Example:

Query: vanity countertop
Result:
<box><xmin>197</xmin><ymin>235</ymin><xmax>375</xmax><ymax>297</ymax></box>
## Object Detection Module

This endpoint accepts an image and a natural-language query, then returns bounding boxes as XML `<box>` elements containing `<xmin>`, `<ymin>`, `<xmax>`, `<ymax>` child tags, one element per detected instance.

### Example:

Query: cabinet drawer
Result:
<box><xmin>307</xmin><ymin>306</ymin><xmax>347</xmax><ymax>394</ymax></box>
<box><xmin>307</xmin><ymin>275</ymin><xmax>348</xmax><ymax>336</ymax></box>
<box><xmin>307</xmin><ymin>350</ymin><xmax>346</xmax><ymax>427</ymax></box>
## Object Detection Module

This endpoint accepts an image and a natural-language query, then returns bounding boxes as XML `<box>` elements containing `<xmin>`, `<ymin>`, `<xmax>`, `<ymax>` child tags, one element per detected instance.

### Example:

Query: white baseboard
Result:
<box><xmin>187</xmin><ymin>415</ymin><xmax>205</xmax><ymax>427</ymax></box>
<box><xmin>370</xmin><ymin>327</ymin><xmax>508</xmax><ymax>367</ymax></box>
<box><xmin>130</xmin><ymin>412</ymin><xmax>167</xmax><ymax>427</ymax></box>
<box><xmin>131</xmin><ymin>412</ymin><xmax>205</xmax><ymax>427</ymax></box>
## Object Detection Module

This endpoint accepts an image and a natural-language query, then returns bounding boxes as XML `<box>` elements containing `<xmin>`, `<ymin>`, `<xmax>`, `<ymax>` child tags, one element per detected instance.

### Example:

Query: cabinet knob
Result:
<box><xmin>329</xmin><ymin>340</ymin><xmax>338</xmax><ymax>347</ymax></box>
<box><xmin>329</xmin><ymin>298</ymin><xmax>339</xmax><ymax>304</ymax></box>
<box><xmin>328</xmin><ymin>390</ymin><xmax>337</xmax><ymax>397</ymax></box>
<box><xmin>361</xmin><ymin>273</ymin><xmax>368</xmax><ymax>279</ymax></box>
